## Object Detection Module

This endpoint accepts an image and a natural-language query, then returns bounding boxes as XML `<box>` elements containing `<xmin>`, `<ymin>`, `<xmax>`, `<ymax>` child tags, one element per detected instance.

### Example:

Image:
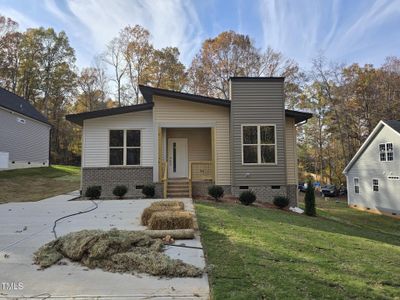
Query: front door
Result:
<box><xmin>168</xmin><ymin>138</ymin><xmax>188</xmax><ymax>178</ymax></box>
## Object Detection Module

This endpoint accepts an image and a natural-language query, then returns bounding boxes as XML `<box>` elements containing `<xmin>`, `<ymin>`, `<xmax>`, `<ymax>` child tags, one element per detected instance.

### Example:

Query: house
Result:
<box><xmin>0</xmin><ymin>88</ymin><xmax>51</xmax><ymax>170</ymax></box>
<box><xmin>66</xmin><ymin>77</ymin><xmax>312</xmax><ymax>205</ymax></box>
<box><xmin>343</xmin><ymin>120</ymin><xmax>400</xmax><ymax>217</ymax></box>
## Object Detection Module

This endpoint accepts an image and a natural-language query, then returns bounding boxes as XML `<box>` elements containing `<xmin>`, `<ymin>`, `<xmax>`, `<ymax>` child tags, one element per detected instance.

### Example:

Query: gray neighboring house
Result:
<box><xmin>343</xmin><ymin>120</ymin><xmax>400</xmax><ymax>217</ymax></box>
<box><xmin>0</xmin><ymin>88</ymin><xmax>51</xmax><ymax>170</ymax></box>
<box><xmin>66</xmin><ymin>77</ymin><xmax>312</xmax><ymax>205</ymax></box>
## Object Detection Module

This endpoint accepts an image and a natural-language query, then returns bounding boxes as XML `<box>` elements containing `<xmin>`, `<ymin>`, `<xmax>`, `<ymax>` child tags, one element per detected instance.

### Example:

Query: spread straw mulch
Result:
<box><xmin>33</xmin><ymin>229</ymin><xmax>202</xmax><ymax>277</ymax></box>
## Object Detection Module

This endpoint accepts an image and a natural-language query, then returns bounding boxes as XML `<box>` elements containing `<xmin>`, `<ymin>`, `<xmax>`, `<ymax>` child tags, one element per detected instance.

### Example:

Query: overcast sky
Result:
<box><xmin>1</xmin><ymin>0</ymin><xmax>399</xmax><ymax>69</ymax></box>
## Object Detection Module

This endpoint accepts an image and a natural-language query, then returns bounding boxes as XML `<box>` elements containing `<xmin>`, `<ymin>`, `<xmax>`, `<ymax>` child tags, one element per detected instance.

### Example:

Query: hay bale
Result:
<box><xmin>148</xmin><ymin>211</ymin><xmax>194</xmax><ymax>230</ymax></box>
<box><xmin>151</xmin><ymin>200</ymin><xmax>185</xmax><ymax>209</ymax></box>
<box><xmin>33</xmin><ymin>229</ymin><xmax>202</xmax><ymax>278</ymax></box>
<box><xmin>141</xmin><ymin>205</ymin><xmax>183</xmax><ymax>226</ymax></box>
<box><xmin>143</xmin><ymin>229</ymin><xmax>195</xmax><ymax>239</ymax></box>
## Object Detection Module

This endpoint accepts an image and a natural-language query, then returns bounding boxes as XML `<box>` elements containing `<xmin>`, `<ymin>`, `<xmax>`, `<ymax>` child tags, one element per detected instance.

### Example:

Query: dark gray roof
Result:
<box><xmin>139</xmin><ymin>85</ymin><xmax>231</xmax><ymax>107</ymax></box>
<box><xmin>66</xmin><ymin>85</ymin><xmax>313</xmax><ymax>126</ymax></box>
<box><xmin>66</xmin><ymin>103</ymin><xmax>154</xmax><ymax>126</ymax></box>
<box><xmin>384</xmin><ymin>120</ymin><xmax>400</xmax><ymax>134</ymax></box>
<box><xmin>0</xmin><ymin>87</ymin><xmax>49</xmax><ymax>125</ymax></box>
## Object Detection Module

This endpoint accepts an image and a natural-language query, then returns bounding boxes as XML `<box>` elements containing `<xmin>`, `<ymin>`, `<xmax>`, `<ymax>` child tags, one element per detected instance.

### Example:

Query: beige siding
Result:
<box><xmin>285</xmin><ymin>117</ymin><xmax>297</xmax><ymax>184</ymax></box>
<box><xmin>153</xmin><ymin>96</ymin><xmax>231</xmax><ymax>185</ymax></box>
<box><xmin>83</xmin><ymin>110</ymin><xmax>153</xmax><ymax>167</ymax></box>
<box><xmin>167</xmin><ymin>128</ymin><xmax>211</xmax><ymax>161</ymax></box>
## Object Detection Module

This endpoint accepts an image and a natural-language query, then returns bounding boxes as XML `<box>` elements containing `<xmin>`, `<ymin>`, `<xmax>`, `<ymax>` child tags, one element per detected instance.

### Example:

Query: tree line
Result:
<box><xmin>0</xmin><ymin>15</ymin><xmax>399</xmax><ymax>185</ymax></box>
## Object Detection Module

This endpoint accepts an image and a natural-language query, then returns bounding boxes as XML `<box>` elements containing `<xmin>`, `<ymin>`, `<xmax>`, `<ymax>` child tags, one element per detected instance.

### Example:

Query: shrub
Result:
<box><xmin>273</xmin><ymin>196</ymin><xmax>290</xmax><ymax>209</ymax></box>
<box><xmin>142</xmin><ymin>184</ymin><xmax>155</xmax><ymax>198</ymax></box>
<box><xmin>85</xmin><ymin>186</ymin><xmax>101</xmax><ymax>200</ymax></box>
<box><xmin>113</xmin><ymin>185</ymin><xmax>128</xmax><ymax>199</ymax></box>
<box><xmin>148</xmin><ymin>211</ymin><xmax>194</xmax><ymax>230</ymax></box>
<box><xmin>141</xmin><ymin>204</ymin><xmax>184</xmax><ymax>226</ymax></box>
<box><xmin>208</xmin><ymin>185</ymin><xmax>224</xmax><ymax>201</ymax></box>
<box><xmin>239</xmin><ymin>190</ymin><xmax>256</xmax><ymax>206</ymax></box>
<box><xmin>305</xmin><ymin>180</ymin><xmax>316</xmax><ymax>216</ymax></box>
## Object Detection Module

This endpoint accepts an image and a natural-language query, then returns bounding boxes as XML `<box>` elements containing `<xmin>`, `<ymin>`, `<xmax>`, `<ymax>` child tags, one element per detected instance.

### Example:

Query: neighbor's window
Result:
<box><xmin>109</xmin><ymin>130</ymin><xmax>141</xmax><ymax>166</ymax></box>
<box><xmin>242</xmin><ymin>125</ymin><xmax>276</xmax><ymax>164</ymax></box>
<box><xmin>354</xmin><ymin>177</ymin><xmax>359</xmax><ymax>194</ymax></box>
<box><xmin>379</xmin><ymin>143</ymin><xmax>394</xmax><ymax>161</ymax></box>
<box><xmin>372</xmin><ymin>179</ymin><xmax>379</xmax><ymax>192</ymax></box>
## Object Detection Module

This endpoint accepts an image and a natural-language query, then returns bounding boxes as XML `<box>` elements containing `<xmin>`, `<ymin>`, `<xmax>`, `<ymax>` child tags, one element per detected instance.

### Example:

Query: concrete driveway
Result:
<box><xmin>0</xmin><ymin>193</ymin><xmax>209</xmax><ymax>299</ymax></box>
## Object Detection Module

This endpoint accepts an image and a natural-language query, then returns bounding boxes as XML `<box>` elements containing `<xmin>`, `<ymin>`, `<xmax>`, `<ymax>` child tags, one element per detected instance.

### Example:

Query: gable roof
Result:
<box><xmin>343</xmin><ymin>120</ymin><xmax>400</xmax><ymax>174</ymax></box>
<box><xmin>0</xmin><ymin>87</ymin><xmax>50</xmax><ymax>125</ymax></box>
<box><xmin>65</xmin><ymin>103</ymin><xmax>154</xmax><ymax>126</ymax></box>
<box><xmin>66</xmin><ymin>85</ymin><xmax>313</xmax><ymax>126</ymax></box>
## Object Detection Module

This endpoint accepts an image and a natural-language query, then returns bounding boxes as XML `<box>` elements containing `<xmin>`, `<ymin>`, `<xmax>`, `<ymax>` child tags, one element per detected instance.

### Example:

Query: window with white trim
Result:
<box><xmin>372</xmin><ymin>179</ymin><xmax>379</xmax><ymax>192</ymax></box>
<box><xmin>242</xmin><ymin>125</ymin><xmax>276</xmax><ymax>164</ymax></box>
<box><xmin>354</xmin><ymin>177</ymin><xmax>359</xmax><ymax>194</ymax></box>
<box><xmin>109</xmin><ymin>129</ymin><xmax>141</xmax><ymax>166</ymax></box>
<box><xmin>379</xmin><ymin>143</ymin><xmax>394</xmax><ymax>161</ymax></box>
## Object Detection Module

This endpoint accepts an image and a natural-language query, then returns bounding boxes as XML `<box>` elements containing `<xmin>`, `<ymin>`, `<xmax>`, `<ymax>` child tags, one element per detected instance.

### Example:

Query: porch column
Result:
<box><xmin>211</xmin><ymin>127</ymin><xmax>216</xmax><ymax>183</ymax></box>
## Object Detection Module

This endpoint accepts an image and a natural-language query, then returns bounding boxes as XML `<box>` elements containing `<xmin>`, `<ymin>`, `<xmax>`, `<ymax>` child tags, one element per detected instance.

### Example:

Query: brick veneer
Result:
<box><xmin>82</xmin><ymin>167</ymin><xmax>159</xmax><ymax>198</ymax></box>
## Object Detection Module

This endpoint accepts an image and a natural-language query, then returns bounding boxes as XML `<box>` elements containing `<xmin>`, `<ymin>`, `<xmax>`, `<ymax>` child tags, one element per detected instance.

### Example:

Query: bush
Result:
<box><xmin>85</xmin><ymin>186</ymin><xmax>101</xmax><ymax>200</ymax></box>
<box><xmin>148</xmin><ymin>211</ymin><xmax>194</xmax><ymax>230</ymax></box>
<box><xmin>208</xmin><ymin>185</ymin><xmax>224</xmax><ymax>201</ymax></box>
<box><xmin>142</xmin><ymin>184</ymin><xmax>155</xmax><ymax>198</ymax></box>
<box><xmin>239</xmin><ymin>190</ymin><xmax>256</xmax><ymax>206</ymax></box>
<box><xmin>141</xmin><ymin>203</ymin><xmax>184</xmax><ymax>226</ymax></box>
<box><xmin>113</xmin><ymin>185</ymin><xmax>128</xmax><ymax>199</ymax></box>
<box><xmin>273</xmin><ymin>196</ymin><xmax>290</xmax><ymax>208</ymax></box>
<box><xmin>305</xmin><ymin>180</ymin><xmax>316</xmax><ymax>216</ymax></box>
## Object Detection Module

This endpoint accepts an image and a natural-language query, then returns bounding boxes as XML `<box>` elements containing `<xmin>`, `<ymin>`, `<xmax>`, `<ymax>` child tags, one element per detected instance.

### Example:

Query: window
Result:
<box><xmin>379</xmin><ymin>143</ymin><xmax>394</xmax><ymax>161</ymax></box>
<box><xmin>242</xmin><ymin>125</ymin><xmax>276</xmax><ymax>164</ymax></box>
<box><xmin>109</xmin><ymin>129</ymin><xmax>141</xmax><ymax>166</ymax></box>
<box><xmin>354</xmin><ymin>177</ymin><xmax>359</xmax><ymax>194</ymax></box>
<box><xmin>373</xmin><ymin>179</ymin><xmax>379</xmax><ymax>192</ymax></box>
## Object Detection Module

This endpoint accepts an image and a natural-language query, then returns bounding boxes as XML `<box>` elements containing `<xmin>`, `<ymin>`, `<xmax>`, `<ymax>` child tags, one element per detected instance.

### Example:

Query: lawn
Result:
<box><xmin>195</xmin><ymin>197</ymin><xmax>400</xmax><ymax>299</ymax></box>
<box><xmin>0</xmin><ymin>165</ymin><xmax>80</xmax><ymax>203</ymax></box>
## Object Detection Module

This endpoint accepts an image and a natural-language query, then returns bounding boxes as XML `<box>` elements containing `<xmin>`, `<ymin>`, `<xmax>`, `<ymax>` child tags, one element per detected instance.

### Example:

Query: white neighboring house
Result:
<box><xmin>343</xmin><ymin>120</ymin><xmax>400</xmax><ymax>217</ymax></box>
<box><xmin>0</xmin><ymin>87</ymin><xmax>51</xmax><ymax>170</ymax></box>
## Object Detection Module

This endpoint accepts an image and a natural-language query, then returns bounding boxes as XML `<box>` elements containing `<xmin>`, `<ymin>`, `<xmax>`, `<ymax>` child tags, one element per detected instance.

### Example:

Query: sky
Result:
<box><xmin>1</xmin><ymin>0</ymin><xmax>399</xmax><ymax>69</ymax></box>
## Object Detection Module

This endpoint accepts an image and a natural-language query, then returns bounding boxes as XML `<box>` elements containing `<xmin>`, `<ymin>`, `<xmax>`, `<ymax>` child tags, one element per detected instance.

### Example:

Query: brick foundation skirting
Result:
<box><xmin>231</xmin><ymin>185</ymin><xmax>298</xmax><ymax>206</ymax></box>
<box><xmin>82</xmin><ymin>167</ymin><xmax>157</xmax><ymax>198</ymax></box>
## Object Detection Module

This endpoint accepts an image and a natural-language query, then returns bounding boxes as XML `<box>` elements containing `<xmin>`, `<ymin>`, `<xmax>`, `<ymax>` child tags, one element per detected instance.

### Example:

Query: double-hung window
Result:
<box><xmin>354</xmin><ymin>177</ymin><xmax>359</xmax><ymax>194</ymax></box>
<box><xmin>379</xmin><ymin>143</ymin><xmax>394</xmax><ymax>161</ymax></box>
<box><xmin>242</xmin><ymin>125</ymin><xmax>276</xmax><ymax>164</ymax></box>
<box><xmin>109</xmin><ymin>129</ymin><xmax>141</xmax><ymax>166</ymax></box>
<box><xmin>372</xmin><ymin>179</ymin><xmax>379</xmax><ymax>192</ymax></box>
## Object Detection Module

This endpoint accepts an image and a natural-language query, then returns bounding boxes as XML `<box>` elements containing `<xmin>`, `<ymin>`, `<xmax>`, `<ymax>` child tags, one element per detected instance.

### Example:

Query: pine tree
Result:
<box><xmin>304</xmin><ymin>181</ymin><xmax>316</xmax><ymax>216</ymax></box>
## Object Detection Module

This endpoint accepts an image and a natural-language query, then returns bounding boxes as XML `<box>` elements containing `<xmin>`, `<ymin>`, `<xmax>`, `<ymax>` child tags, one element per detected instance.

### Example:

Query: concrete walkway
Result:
<box><xmin>0</xmin><ymin>193</ymin><xmax>209</xmax><ymax>299</ymax></box>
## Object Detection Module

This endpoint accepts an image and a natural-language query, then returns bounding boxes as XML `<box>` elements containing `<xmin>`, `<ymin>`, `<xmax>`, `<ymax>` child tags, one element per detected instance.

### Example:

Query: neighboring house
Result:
<box><xmin>343</xmin><ymin>120</ymin><xmax>400</xmax><ymax>217</ymax></box>
<box><xmin>66</xmin><ymin>77</ymin><xmax>311</xmax><ymax>205</ymax></box>
<box><xmin>0</xmin><ymin>88</ymin><xmax>51</xmax><ymax>170</ymax></box>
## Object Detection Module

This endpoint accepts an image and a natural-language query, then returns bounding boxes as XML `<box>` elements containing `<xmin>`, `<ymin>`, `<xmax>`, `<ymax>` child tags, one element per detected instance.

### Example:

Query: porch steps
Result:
<box><xmin>167</xmin><ymin>178</ymin><xmax>190</xmax><ymax>198</ymax></box>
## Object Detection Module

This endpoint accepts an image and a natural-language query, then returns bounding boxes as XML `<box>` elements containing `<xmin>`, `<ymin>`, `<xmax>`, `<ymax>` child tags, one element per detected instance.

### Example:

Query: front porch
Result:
<box><xmin>157</xmin><ymin>127</ymin><xmax>216</xmax><ymax>198</ymax></box>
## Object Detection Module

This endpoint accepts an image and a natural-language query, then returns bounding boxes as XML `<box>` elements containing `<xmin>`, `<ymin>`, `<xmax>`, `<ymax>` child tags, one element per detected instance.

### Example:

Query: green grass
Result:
<box><xmin>0</xmin><ymin>165</ymin><xmax>80</xmax><ymax>203</ymax></box>
<box><xmin>195</xmin><ymin>198</ymin><xmax>400</xmax><ymax>299</ymax></box>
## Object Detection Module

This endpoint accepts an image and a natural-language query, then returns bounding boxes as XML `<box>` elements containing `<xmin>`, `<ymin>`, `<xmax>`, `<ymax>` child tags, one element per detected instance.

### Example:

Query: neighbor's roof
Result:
<box><xmin>343</xmin><ymin>120</ymin><xmax>400</xmax><ymax>174</ymax></box>
<box><xmin>0</xmin><ymin>87</ymin><xmax>50</xmax><ymax>125</ymax></box>
<box><xmin>66</xmin><ymin>85</ymin><xmax>312</xmax><ymax>126</ymax></box>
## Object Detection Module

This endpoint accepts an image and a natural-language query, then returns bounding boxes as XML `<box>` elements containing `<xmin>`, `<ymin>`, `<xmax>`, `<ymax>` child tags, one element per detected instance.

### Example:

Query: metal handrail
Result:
<box><xmin>162</xmin><ymin>161</ymin><xmax>167</xmax><ymax>198</ymax></box>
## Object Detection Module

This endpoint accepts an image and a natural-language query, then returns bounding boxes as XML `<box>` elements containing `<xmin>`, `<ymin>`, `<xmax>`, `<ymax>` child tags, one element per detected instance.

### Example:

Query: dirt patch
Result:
<box><xmin>34</xmin><ymin>229</ymin><xmax>202</xmax><ymax>277</ymax></box>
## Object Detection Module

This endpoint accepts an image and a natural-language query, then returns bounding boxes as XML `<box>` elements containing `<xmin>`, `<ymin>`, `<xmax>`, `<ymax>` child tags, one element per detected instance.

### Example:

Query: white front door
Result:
<box><xmin>168</xmin><ymin>138</ymin><xmax>188</xmax><ymax>178</ymax></box>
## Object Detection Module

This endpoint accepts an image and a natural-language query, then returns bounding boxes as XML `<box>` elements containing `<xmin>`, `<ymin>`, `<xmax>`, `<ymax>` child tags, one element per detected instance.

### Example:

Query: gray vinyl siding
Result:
<box><xmin>346</xmin><ymin>125</ymin><xmax>400</xmax><ymax>212</ymax></box>
<box><xmin>0</xmin><ymin>107</ymin><xmax>50</xmax><ymax>163</ymax></box>
<box><xmin>230</xmin><ymin>79</ymin><xmax>287</xmax><ymax>186</ymax></box>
